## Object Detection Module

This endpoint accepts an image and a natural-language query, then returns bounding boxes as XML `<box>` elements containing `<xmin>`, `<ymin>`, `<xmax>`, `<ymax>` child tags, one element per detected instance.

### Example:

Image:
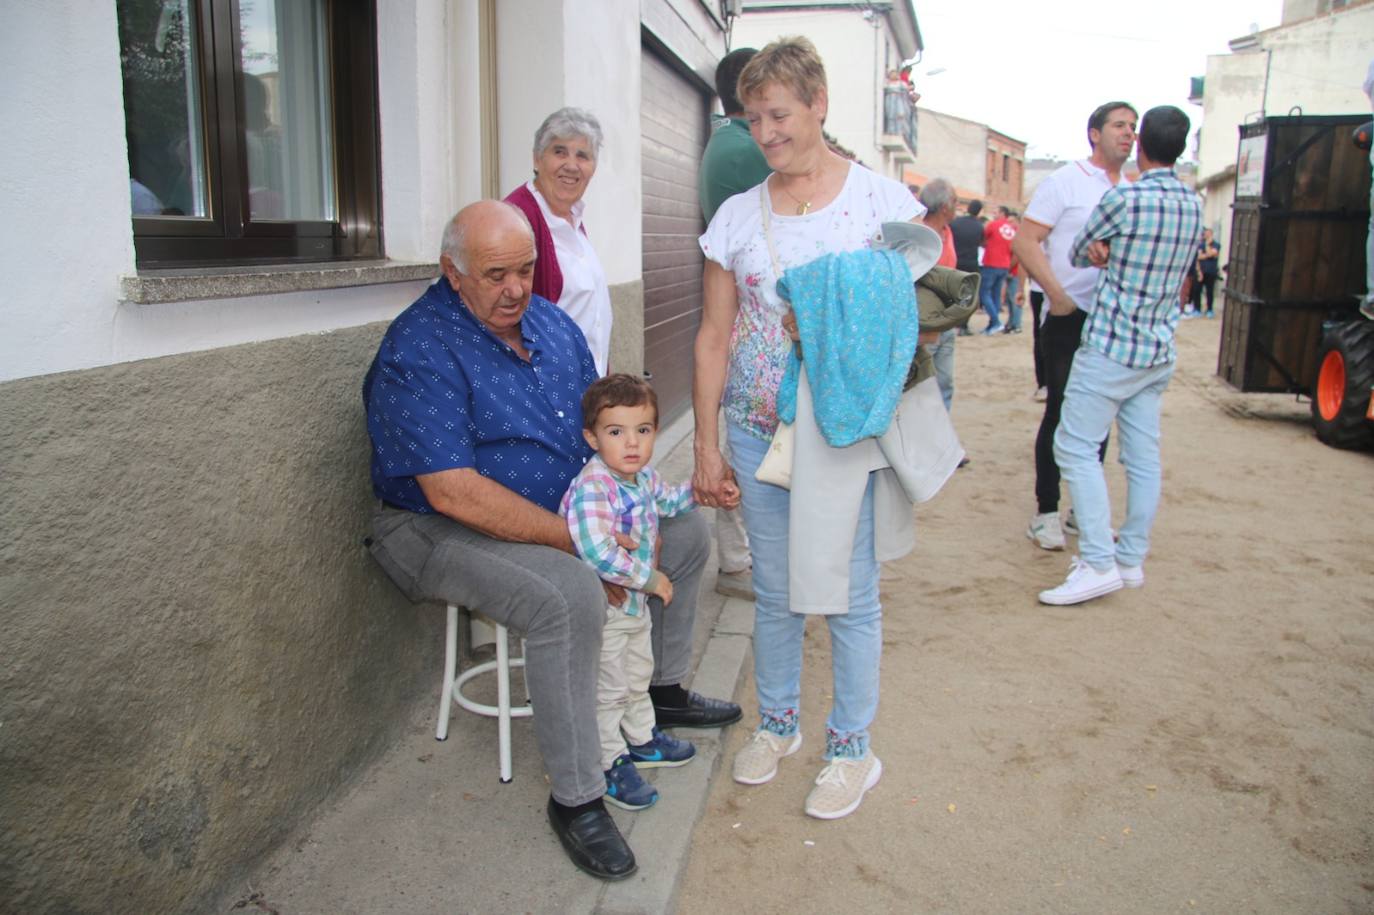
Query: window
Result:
<box><xmin>1002</xmin><ymin>154</ymin><xmax>1009</xmax><ymax>182</ymax></box>
<box><xmin>117</xmin><ymin>0</ymin><xmax>381</xmax><ymax>267</ymax></box>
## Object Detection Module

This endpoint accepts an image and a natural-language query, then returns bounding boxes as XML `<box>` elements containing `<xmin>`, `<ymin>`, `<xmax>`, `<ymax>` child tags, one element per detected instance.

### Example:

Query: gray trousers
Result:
<box><xmin>368</xmin><ymin>505</ymin><xmax>709</xmax><ymax>805</ymax></box>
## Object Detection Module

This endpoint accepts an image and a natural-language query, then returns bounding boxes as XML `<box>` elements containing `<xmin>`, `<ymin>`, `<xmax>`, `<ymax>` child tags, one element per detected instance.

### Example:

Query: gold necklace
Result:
<box><xmin>778</xmin><ymin>180</ymin><xmax>812</xmax><ymax>216</ymax></box>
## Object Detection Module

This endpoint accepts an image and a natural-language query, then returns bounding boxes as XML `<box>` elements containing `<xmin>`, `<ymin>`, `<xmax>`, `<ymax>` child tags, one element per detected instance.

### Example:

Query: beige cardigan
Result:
<box><xmin>786</xmin><ymin>366</ymin><xmax>963</xmax><ymax>614</ymax></box>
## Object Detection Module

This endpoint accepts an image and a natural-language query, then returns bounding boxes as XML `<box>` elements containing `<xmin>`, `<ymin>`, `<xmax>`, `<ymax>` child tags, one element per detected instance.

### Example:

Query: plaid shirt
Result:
<box><xmin>560</xmin><ymin>454</ymin><xmax>695</xmax><ymax>616</ymax></box>
<box><xmin>1071</xmin><ymin>168</ymin><xmax>1203</xmax><ymax>368</ymax></box>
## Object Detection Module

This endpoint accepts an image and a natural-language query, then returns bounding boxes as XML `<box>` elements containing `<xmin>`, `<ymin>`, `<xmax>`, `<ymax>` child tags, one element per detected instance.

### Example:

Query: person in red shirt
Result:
<box><xmin>979</xmin><ymin>205</ymin><xmax>1017</xmax><ymax>334</ymax></box>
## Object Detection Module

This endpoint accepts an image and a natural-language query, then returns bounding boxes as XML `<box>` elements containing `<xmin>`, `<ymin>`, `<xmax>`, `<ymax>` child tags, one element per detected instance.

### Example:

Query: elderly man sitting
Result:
<box><xmin>362</xmin><ymin>200</ymin><xmax>738</xmax><ymax>880</ymax></box>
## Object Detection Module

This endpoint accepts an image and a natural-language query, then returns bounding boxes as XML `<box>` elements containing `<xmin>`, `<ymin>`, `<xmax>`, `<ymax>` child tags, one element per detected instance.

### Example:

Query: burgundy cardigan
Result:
<box><xmin>505</xmin><ymin>182</ymin><xmax>569</xmax><ymax>303</ymax></box>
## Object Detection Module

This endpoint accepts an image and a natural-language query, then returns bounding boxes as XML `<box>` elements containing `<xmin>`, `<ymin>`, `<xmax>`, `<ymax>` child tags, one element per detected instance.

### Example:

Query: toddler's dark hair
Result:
<box><xmin>581</xmin><ymin>373</ymin><xmax>659</xmax><ymax>430</ymax></box>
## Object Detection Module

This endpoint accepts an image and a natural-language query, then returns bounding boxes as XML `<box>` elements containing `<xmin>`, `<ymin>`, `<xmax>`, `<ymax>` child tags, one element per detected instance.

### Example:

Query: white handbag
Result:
<box><xmin>754</xmin><ymin>420</ymin><xmax>794</xmax><ymax>488</ymax></box>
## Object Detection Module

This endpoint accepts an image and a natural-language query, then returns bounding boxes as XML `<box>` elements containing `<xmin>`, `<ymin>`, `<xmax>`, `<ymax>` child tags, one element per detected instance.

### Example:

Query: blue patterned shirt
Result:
<box><xmin>1071</xmin><ymin>168</ymin><xmax>1203</xmax><ymax>368</ymax></box>
<box><xmin>364</xmin><ymin>278</ymin><xmax>599</xmax><ymax>513</ymax></box>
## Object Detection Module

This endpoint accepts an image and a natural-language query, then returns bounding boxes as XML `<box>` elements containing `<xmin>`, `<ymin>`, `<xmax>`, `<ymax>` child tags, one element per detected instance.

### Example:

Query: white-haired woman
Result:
<box><xmin>505</xmin><ymin>107</ymin><xmax>613</xmax><ymax>375</ymax></box>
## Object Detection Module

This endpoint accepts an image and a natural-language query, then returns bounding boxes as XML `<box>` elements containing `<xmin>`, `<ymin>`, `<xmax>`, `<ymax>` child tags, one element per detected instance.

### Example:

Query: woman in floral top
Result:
<box><xmin>690</xmin><ymin>36</ymin><xmax>926</xmax><ymax>820</ymax></box>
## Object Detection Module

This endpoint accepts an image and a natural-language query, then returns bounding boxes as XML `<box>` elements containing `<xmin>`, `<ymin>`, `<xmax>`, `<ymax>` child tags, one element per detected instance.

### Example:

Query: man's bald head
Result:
<box><xmin>438</xmin><ymin>200</ymin><xmax>539</xmax><ymax>343</ymax></box>
<box><xmin>440</xmin><ymin>200</ymin><xmax>535</xmax><ymax>274</ymax></box>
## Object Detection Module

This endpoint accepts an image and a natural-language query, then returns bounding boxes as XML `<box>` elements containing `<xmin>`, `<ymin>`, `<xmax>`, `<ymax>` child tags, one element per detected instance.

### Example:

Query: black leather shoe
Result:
<box><xmin>652</xmin><ymin>690</ymin><xmax>742</xmax><ymax>729</ymax></box>
<box><xmin>546</xmin><ymin>799</ymin><xmax>637</xmax><ymax>880</ymax></box>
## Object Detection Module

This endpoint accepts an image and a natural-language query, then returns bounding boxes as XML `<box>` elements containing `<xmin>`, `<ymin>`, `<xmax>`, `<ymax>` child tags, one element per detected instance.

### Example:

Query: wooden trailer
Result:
<box><xmin>1216</xmin><ymin>114</ymin><xmax>1373</xmax><ymax>448</ymax></box>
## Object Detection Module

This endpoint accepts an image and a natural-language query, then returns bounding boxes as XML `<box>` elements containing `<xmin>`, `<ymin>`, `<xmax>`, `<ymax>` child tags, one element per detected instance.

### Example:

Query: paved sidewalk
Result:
<box><xmin>233</xmin><ymin>424</ymin><xmax>753</xmax><ymax>915</ymax></box>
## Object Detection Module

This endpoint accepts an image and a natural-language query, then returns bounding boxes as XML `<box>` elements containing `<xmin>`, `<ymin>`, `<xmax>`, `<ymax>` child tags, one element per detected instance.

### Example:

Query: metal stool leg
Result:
<box><xmin>495</xmin><ymin>627</ymin><xmax>513</xmax><ymax>783</ymax></box>
<box><xmin>450</xmin><ymin>606</ymin><xmax>533</xmax><ymax>782</ymax></box>
<box><xmin>436</xmin><ymin>603</ymin><xmax>459</xmax><ymax>741</ymax></box>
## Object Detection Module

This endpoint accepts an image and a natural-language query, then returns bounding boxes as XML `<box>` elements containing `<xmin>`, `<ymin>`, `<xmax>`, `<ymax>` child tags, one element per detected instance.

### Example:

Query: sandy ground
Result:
<box><xmin>676</xmin><ymin>314</ymin><xmax>1374</xmax><ymax>914</ymax></box>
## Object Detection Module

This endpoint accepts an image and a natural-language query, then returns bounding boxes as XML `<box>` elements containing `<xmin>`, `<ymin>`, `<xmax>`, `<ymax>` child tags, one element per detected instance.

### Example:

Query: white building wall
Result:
<box><xmin>496</xmin><ymin>1</ymin><xmax>567</xmax><ymax>199</ymax></box>
<box><xmin>0</xmin><ymin>0</ymin><xmax>489</xmax><ymax>383</ymax></box>
<box><xmin>378</xmin><ymin>0</ymin><xmax>485</xmax><ymax>264</ymax></box>
<box><xmin>729</xmin><ymin>10</ymin><xmax>906</xmax><ymax>177</ymax></box>
<box><xmin>1196</xmin><ymin>50</ymin><xmax>1270</xmax><ymax>186</ymax></box>
<box><xmin>1</xmin><ymin>1</ymin><xmax>140</xmax><ymax>382</ymax></box>
<box><xmin>1</xmin><ymin>0</ymin><xmax>723</xmax><ymax>383</ymax></box>
<box><xmin>563</xmin><ymin>0</ymin><xmax>643</xmax><ymax>285</ymax></box>
<box><xmin>909</xmin><ymin>109</ymin><xmax>988</xmax><ymax>196</ymax></box>
<box><xmin>1196</xmin><ymin>3</ymin><xmax>1373</xmax><ymax>267</ymax></box>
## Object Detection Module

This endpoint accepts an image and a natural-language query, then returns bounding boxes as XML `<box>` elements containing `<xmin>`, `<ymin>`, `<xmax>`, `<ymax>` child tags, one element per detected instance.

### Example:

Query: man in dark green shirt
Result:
<box><xmin>699</xmin><ymin>48</ymin><xmax>772</xmax><ymax>224</ymax></box>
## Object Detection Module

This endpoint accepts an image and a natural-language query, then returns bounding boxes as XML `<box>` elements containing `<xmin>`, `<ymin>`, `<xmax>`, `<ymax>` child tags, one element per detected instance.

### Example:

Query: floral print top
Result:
<box><xmin>699</xmin><ymin>163</ymin><xmax>922</xmax><ymax>440</ymax></box>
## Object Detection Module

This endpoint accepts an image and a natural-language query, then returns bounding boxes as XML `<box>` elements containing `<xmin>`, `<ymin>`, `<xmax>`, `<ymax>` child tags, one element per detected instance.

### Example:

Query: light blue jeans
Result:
<box><xmin>932</xmin><ymin>329</ymin><xmax>956</xmax><ymax>411</ymax></box>
<box><xmin>727</xmin><ymin>422</ymin><xmax>882</xmax><ymax>760</ymax></box>
<box><xmin>1053</xmin><ymin>347</ymin><xmax>1175</xmax><ymax>572</ymax></box>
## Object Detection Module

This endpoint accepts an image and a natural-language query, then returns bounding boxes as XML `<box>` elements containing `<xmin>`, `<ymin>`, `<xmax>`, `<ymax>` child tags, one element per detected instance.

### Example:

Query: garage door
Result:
<box><xmin>641</xmin><ymin>46</ymin><xmax>709</xmax><ymax>425</ymax></box>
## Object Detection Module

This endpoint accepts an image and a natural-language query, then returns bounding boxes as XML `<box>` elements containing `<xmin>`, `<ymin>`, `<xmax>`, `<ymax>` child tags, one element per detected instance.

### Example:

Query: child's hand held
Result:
<box><xmin>648</xmin><ymin>570</ymin><xmax>674</xmax><ymax>606</ymax></box>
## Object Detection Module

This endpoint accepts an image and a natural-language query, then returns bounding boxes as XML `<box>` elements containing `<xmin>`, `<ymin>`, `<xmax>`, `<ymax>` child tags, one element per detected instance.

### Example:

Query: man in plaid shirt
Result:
<box><xmin>1039</xmin><ymin>106</ymin><xmax>1203</xmax><ymax>606</ymax></box>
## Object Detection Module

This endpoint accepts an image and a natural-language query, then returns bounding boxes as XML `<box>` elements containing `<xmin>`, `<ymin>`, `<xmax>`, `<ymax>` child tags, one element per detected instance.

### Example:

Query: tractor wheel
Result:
<box><xmin>1311</xmin><ymin>319</ymin><xmax>1374</xmax><ymax>450</ymax></box>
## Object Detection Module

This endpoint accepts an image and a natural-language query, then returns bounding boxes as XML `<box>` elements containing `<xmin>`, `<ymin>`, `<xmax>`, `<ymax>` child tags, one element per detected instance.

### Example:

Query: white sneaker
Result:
<box><xmin>804</xmin><ymin>755</ymin><xmax>883</xmax><ymax>820</ymax></box>
<box><xmin>1027</xmin><ymin>512</ymin><xmax>1066</xmax><ymax>551</ymax></box>
<box><xmin>733</xmin><ymin>729</ymin><xmax>802</xmax><ymax>785</ymax></box>
<box><xmin>1039</xmin><ymin>556</ymin><xmax>1123</xmax><ymax>605</ymax></box>
<box><xmin>1033</xmin><ymin>386</ymin><xmax>1048</xmax><ymax>402</ymax></box>
<box><xmin>1118</xmin><ymin>564</ymin><xmax>1144</xmax><ymax>588</ymax></box>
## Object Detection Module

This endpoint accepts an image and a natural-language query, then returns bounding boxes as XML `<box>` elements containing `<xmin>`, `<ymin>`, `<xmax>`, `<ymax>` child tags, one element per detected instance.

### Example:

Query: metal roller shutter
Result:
<box><xmin>640</xmin><ymin>46</ymin><xmax>709</xmax><ymax>425</ymax></box>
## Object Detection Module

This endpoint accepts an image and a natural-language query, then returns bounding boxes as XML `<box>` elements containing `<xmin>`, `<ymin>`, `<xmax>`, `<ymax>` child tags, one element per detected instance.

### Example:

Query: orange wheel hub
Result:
<box><xmin>1317</xmin><ymin>349</ymin><xmax>1346</xmax><ymax>421</ymax></box>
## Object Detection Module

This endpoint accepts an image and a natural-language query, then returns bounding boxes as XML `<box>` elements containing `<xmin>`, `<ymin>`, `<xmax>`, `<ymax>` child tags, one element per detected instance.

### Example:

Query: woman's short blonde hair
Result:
<box><xmin>736</xmin><ymin>36</ymin><xmax>828</xmax><ymax>107</ymax></box>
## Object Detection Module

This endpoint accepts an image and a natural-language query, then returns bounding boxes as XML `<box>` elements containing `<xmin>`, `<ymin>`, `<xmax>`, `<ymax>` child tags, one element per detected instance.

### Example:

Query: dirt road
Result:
<box><xmin>677</xmin><ymin>316</ymin><xmax>1374</xmax><ymax>914</ymax></box>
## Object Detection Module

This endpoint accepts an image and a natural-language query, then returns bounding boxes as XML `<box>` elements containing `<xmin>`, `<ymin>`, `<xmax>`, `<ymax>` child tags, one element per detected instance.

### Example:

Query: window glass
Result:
<box><xmin>117</xmin><ymin>0</ymin><xmax>209</xmax><ymax>218</ymax></box>
<box><xmin>239</xmin><ymin>0</ymin><xmax>336</xmax><ymax>222</ymax></box>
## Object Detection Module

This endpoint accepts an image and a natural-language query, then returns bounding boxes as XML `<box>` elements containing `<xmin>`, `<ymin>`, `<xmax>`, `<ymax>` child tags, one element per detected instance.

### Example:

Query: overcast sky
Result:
<box><xmin>909</xmin><ymin>0</ymin><xmax>1286</xmax><ymax>161</ymax></box>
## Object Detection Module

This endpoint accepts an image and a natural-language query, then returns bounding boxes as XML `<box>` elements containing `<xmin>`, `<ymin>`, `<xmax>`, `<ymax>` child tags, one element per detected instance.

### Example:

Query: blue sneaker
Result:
<box><xmin>627</xmin><ymin>727</ymin><xmax>697</xmax><ymax>769</ymax></box>
<box><xmin>604</xmin><ymin>755</ymin><xmax>658</xmax><ymax>810</ymax></box>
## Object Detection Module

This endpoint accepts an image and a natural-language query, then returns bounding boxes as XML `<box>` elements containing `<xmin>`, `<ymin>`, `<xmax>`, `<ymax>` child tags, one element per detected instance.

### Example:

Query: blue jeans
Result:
<box><xmin>726</xmin><ymin>422</ymin><xmax>882</xmax><ymax>760</ymax></box>
<box><xmin>932</xmin><ymin>329</ymin><xmax>956</xmax><ymax>410</ymax></box>
<box><xmin>1053</xmin><ymin>348</ymin><xmax>1175</xmax><ymax>572</ymax></box>
<box><xmin>979</xmin><ymin>267</ymin><xmax>1008</xmax><ymax>329</ymax></box>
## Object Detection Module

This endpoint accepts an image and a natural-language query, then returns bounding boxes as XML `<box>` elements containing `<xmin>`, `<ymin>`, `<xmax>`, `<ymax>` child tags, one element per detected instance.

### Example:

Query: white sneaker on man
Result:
<box><xmin>733</xmin><ymin>730</ymin><xmax>802</xmax><ymax>785</ymax></box>
<box><xmin>1027</xmin><ymin>512</ymin><xmax>1066</xmax><ymax>551</ymax></box>
<box><xmin>1033</xmin><ymin>386</ymin><xmax>1048</xmax><ymax>402</ymax></box>
<box><xmin>804</xmin><ymin>755</ymin><xmax>883</xmax><ymax>820</ymax></box>
<box><xmin>1117</xmin><ymin>564</ymin><xmax>1145</xmax><ymax>588</ymax></box>
<box><xmin>1039</xmin><ymin>556</ymin><xmax>1123</xmax><ymax>605</ymax></box>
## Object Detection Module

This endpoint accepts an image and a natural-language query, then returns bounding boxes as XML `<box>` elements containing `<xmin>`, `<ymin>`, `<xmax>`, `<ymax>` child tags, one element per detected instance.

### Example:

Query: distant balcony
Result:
<box><xmin>882</xmin><ymin>85</ymin><xmax>917</xmax><ymax>160</ymax></box>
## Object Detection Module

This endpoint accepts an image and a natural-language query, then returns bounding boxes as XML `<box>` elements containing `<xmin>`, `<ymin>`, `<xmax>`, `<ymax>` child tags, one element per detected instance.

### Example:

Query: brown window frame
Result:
<box><xmin>124</xmin><ymin>0</ymin><xmax>382</xmax><ymax>268</ymax></box>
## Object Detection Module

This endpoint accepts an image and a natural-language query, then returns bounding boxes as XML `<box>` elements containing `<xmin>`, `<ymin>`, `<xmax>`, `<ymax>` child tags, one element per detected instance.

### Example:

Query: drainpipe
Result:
<box><xmin>1260</xmin><ymin>48</ymin><xmax>1272</xmax><ymax>116</ymax></box>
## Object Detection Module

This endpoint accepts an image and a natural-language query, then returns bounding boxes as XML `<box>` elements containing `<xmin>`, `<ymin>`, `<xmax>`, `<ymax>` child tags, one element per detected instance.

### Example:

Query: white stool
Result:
<box><xmin>436</xmin><ymin>603</ymin><xmax>532</xmax><ymax>783</ymax></box>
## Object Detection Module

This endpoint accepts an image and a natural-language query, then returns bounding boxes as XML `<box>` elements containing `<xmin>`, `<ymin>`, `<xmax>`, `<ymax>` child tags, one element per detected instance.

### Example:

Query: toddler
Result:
<box><xmin>561</xmin><ymin>374</ymin><xmax>697</xmax><ymax>810</ymax></box>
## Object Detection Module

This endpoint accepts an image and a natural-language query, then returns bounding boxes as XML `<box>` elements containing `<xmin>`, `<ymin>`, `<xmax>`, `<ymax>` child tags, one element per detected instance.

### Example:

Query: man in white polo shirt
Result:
<box><xmin>1013</xmin><ymin>101</ymin><xmax>1138</xmax><ymax>551</ymax></box>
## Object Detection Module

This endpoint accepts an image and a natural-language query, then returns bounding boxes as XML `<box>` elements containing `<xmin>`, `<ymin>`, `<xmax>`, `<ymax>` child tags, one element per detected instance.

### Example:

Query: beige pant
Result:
<box><xmin>598</xmin><ymin>607</ymin><xmax>656</xmax><ymax>770</ymax></box>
